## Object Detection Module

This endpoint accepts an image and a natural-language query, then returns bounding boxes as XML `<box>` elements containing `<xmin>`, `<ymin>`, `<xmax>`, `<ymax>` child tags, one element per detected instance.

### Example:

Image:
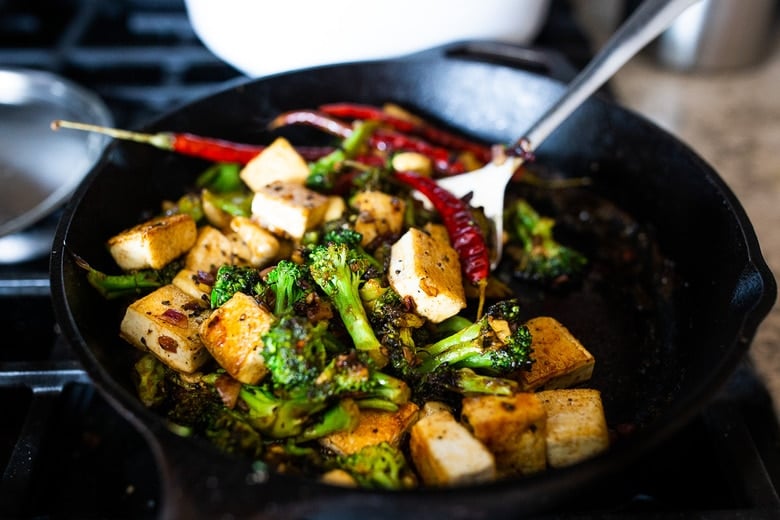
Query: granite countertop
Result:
<box><xmin>607</xmin><ymin>31</ymin><xmax>780</xmax><ymax>414</ymax></box>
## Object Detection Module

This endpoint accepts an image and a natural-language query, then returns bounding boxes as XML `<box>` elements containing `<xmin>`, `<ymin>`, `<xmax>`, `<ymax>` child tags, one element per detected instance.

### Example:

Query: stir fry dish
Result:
<box><xmin>70</xmin><ymin>103</ymin><xmax>609</xmax><ymax>489</ymax></box>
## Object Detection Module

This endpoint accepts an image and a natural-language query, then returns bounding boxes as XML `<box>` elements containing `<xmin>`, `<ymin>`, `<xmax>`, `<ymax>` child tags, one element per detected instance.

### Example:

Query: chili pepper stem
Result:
<box><xmin>51</xmin><ymin>119</ymin><xmax>175</xmax><ymax>150</ymax></box>
<box><xmin>475</xmin><ymin>279</ymin><xmax>487</xmax><ymax>321</ymax></box>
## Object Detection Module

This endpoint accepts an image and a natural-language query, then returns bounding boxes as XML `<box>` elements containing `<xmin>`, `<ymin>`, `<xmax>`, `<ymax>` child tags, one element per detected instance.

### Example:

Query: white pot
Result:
<box><xmin>185</xmin><ymin>0</ymin><xmax>551</xmax><ymax>77</ymax></box>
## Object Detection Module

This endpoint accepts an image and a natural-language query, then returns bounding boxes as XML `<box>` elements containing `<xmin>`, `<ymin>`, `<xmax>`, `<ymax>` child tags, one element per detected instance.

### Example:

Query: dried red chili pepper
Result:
<box><xmin>268</xmin><ymin>109</ymin><xmax>353</xmax><ymax>138</ymax></box>
<box><xmin>371</xmin><ymin>129</ymin><xmax>467</xmax><ymax>176</ymax></box>
<box><xmin>393</xmin><ymin>170</ymin><xmax>489</xmax><ymax>317</ymax></box>
<box><xmin>51</xmin><ymin>120</ymin><xmax>332</xmax><ymax>164</ymax></box>
<box><xmin>319</xmin><ymin>102</ymin><xmax>492</xmax><ymax>163</ymax></box>
<box><xmin>268</xmin><ymin>109</ymin><xmax>468</xmax><ymax>176</ymax></box>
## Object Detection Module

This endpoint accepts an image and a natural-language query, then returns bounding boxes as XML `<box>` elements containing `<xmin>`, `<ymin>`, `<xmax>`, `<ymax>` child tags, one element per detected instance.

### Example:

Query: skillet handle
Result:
<box><xmin>145</xmin><ymin>425</ymin><xmax>356</xmax><ymax>519</ymax></box>
<box><xmin>146</xmin><ymin>425</ymin><xmax>255</xmax><ymax>519</ymax></box>
<box><xmin>403</xmin><ymin>40</ymin><xmax>577</xmax><ymax>83</ymax></box>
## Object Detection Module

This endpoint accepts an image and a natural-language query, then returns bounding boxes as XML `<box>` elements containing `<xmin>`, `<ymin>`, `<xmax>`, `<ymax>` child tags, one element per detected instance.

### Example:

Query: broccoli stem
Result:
<box><xmin>296</xmin><ymin>398</ymin><xmax>360</xmax><ymax>442</ymax></box>
<box><xmin>367</xmin><ymin>370</ymin><xmax>412</xmax><ymax>405</ymax></box>
<box><xmin>306</xmin><ymin>121</ymin><xmax>376</xmax><ymax>191</ymax></box>
<box><xmin>74</xmin><ymin>253</ymin><xmax>178</xmax><ymax>300</ymax></box>
<box><xmin>239</xmin><ymin>384</ymin><xmax>329</xmax><ymax>439</ymax></box>
<box><xmin>449</xmin><ymin>368</ymin><xmax>519</xmax><ymax>396</ymax></box>
<box><xmin>308</xmin><ymin>244</ymin><xmax>388</xmax><ymax>367</ymax></box>
<box><xmin>418</xmin><ymin>320</ymin><xmax>483</xmax><ymax>359</ymax></box>
<box><xmin>417</xmin><ymin>341</ymin><xmax>493</xmax><ymax>374</ymax></box>
<box><xmin>335</xmin><ymin>441</ymin><xmax>411</xmax><ymax>490</ymax></box>
<box><xmin>413</xmin><ymin>299</ymin><xmax>534</xmax><ymax>376</ymax></box>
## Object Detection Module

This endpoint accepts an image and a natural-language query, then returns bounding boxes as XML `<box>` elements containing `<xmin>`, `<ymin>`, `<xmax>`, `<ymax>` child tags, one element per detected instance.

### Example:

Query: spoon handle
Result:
<box><xmin>521</xmin><ymin>0</ymin><xmax>701</xmax><ymax>151</ymax></box>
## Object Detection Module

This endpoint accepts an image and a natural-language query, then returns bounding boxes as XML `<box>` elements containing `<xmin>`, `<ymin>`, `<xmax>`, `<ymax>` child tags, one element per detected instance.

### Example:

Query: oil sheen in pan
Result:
<box><xmin>0</xmin><ymin>68</ymin><xmax>112</xmax><ymax>262</ymax></box>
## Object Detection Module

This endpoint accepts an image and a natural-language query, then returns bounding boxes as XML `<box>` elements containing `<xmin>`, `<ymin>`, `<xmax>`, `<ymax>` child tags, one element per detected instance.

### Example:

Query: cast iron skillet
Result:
<box><xmin>51</xmin><ymin>43</ymin><xmax>776</xmax><ymax>519</ymax></box>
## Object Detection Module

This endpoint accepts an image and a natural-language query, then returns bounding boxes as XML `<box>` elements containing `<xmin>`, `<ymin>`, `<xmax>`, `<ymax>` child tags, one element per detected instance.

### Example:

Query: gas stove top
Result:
<box><xmin>1</xmin><ymin>1</ymin><xmax>779</xmax><ymax>518</ymax></box>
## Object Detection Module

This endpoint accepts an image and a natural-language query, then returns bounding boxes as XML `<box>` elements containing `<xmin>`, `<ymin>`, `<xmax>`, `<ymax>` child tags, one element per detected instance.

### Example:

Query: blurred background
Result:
<box><xmin>1</xmin><ymin>0</ymin><xmax>779</xmax><ymax>517</ymax></box>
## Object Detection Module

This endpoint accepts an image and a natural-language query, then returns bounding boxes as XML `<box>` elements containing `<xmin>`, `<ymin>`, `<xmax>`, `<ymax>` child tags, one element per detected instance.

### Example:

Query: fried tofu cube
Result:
<box><xmin>461</xmin><ymin>393</ymin><xmax>547</xmax><ymax>476</ymax></box>
<box><xmin>349</xmin><ymin>190</ymin><xmax>406</xmax><ymax>248</ymax></box>
<box><xmin>198</xmin><ymin>292</ymin><xmax>273</xmax><ymax>384</ymax></box>
<box><xmin>319</xmin><ymin>402</ymin><xmax>420</xmax><ymax>456</ymax></box>
<box><xmin>516</xmin><ymin>317</ymin><xmax>595</xmax><ymax>391</ymax></box>
<box><xmin>423</xmin><ymin>222</ymin><xmax>451</xmax><ymax>245</ymax></box>
<box><xmin>185</xmin><ymin>225</ymin><xmax>234</xmax><ymax>273</ymax></box>
<box><xmin>409</xmin><ymin>409</ymin><xmax>495</xmax><ymax>486</ymax></box>
<box><xmin>537</xmin><ymin>389</ymin><xmax>609</xmax><ymax>468</ymax></box>
<box><xmin>250</xmin><ymin>181</ymin><xmax>330</xmax><ymax>240</ymax></box>
<box><xmin>108</xmin><ymin>213</ymin><xmax>197</xmax><ymax>270</ymax></box>
<box><xmin>171</xmin><ymin>269</ymin><xmax>212</xmax><ymax>307</ymax></box>
<box><xmin>420</xmin><ymin>401</ymin><xmax>452</xmax><ymax>418</ymax></box>
<box><xmin>388</xmin><ymin>227</ymin><xmax>466</xmax><ymax>323</ymax></box>
<box><xmin>119</xmin><ymin>284</ymin><xmax>211</xmax><ymax>373</ymax></box>
<box><xmin>228</xmin><ymin>216</ymin><xmax>280</xmax><ymax>267</ymax></box>
<box><xmin>239</xmin><ymin>137</ymin><xmax>310</xmax><ymax>191</ymax></box>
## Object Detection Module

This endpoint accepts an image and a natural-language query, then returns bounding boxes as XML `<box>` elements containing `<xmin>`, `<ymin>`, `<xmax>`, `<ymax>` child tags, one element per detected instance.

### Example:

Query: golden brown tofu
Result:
<box><xmin>461</xmin><ymin>393</ymin><xmax>547</xmax><ymax>477</ymax></box>
<box><xmin>119</xmin><ymin>284</ymin><xmax>211</xmax><ymax>373</ymax></box>
<box><xmin>239</xmin><ymin>137</ymin><xmax>310</xmax><ymax>191</ymax></box>
<box><xmin>388</xmin><ymin>227</ymin><xmax>466</xmax><ymax>323</ymax></box>
<box><xmin>108</xmin><ymin>213</ymin><xmax>197</xmax><ymax>270</ymax></box>
<box><xmin>250</xmin><ymin>181</ymin><xmax>330</xmax><ymax>240</ymax></box>
<box><xmin>228</xmin><ymin>216</ymin><xmax>280</xmax><ymax>267</ymax></box>
<box><xmin>420</xmin><ymin>401</ymin><xmax>452</xmax><ymax>418</ymax></box>
<box><xmin>319</xmin><ymin>402</ymin><xmax>420</xmax><ymax>456</ymax></box>
<box><xmin>422</xmin><ymin>222</ymin><xmax>450</xmax><ymax>245</ymax></box>
<box><xmin>198</xmin><ymin>292</ymin><xmax>274</xmax><ymax>384</ymax></box>
<box><xmin>350</xmin><ymin>190</ymin><xmax>406</xmax><ymax>247</ymax></box>
<box><xmin>516</xmin><ymin>317</ymin><xmax>595</xmax><ymax>391</ymax></box>
<box><xmin>171</xmin><ymin>269</ymin><xmax>212</xmax><ymax>307</ymax></box>
<box><xmin>409</xmin><ymin>409</ymin><xmax>496</xmax><ymax>486</ymax></box>
<box><xmin>537</xmin><ymin>389</ymin><xmax>610</xmax><ymax>468</ymax></box>
<box><xmin>184</xmin><ymin>225</ymin><xmax>234</xmax><ymax>273</ymax></box>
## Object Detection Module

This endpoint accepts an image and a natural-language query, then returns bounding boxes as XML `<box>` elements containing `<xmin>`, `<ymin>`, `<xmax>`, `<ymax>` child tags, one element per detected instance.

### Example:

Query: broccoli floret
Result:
<box><xmin>322</xmin><ymin>227</ymin><xmax>363</xmax><ymax>249</ymax></box>
<box><xmin>210</xmin><ymin>264</ymin><xmax>266</xmax><ymax>308</ymax></box>
<box><xmin>133</xmin><ymin>353</ymin><xmax>167</xmax><ymax>408</ymax></box>
<box><xmin>260</xmin><ymin>314</ymin><xmax>342</xmax><ymax>393</ymax></box>
<box><xmin>361</xmin><ymin>281</ymin><xmax>428</xmax><ymax>386</ymax></box>
<box><xmin>265</xmin><ymin>260</ymin><xmax>314</xmax><ymax>316</ymax></box>
<box><xmin>321</xmin><ymin>226</ymin><xmax>384</xmax><ymax>274</ymax></box>
<box><xmin>505</xmin><ymin>198</ymin><xmax>587</xmax><ymax>283</ymax></box>
<box><xmin>296</xmin><ymin>398</ymin><xmax>360</xmax><ymax>443</ymax></box>
<box><xmin>315</xmin><ymin>352</ymin><xmax>411</xmax><ymax>411</ymax></box>
<box><xmin>204</xmin><ymin>407</ymin><xmax>265</xmax><ymax>458</ymax></box>
<box><xmin>416</xmin><ymin>299</ymin><xmax>533</xmax><ymax>376</ymax></box>
<box><xmin>306</xmin><ymin>120</ymin><xmax>376</xmax><ymax>192</ymax></box>
<box><xmin>307</xmin><ymin>242</ymin><xmax>388</xmax><ymax>367</ymax></box>
<box><xmin>133</xmin><ymin>356</ymin><xmax>264</xmax><ymax>458</ymax></box>
<box><xmin>363</xmin><ymin>282</ymin><xmax>425</xmax><ymax>333</ymax></box>
<box><xmin>416</xmin><ymin>367</ymin><xmax>519</xmax><ymax>400</ymax></box>
<box><xmin>237</xmin><ymin>383</ymin><xmax>358</xmax><ymax>441</ymax></box>
<box><xmin>334</xmin><ymin>441</ymin><xmax>414</xmax><ymax>490</ymax></box>
<box><xmin>74</xmin><ymin>253</ymin><xmax>182</xmax><ymax>300</ymax></box>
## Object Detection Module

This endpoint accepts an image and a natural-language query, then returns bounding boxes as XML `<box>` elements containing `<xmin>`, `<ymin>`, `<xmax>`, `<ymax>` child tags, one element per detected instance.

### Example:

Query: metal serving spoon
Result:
<box><xmin>436</xmin><ymin>0</ymin><xmax>700</xmax><ymax>269</ymax></box>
